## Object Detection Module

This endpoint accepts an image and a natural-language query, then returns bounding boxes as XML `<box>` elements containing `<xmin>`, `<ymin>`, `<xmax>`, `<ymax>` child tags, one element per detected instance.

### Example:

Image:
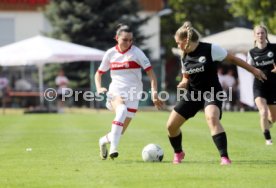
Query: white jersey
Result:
<box><xmin>97</xmin><ymin>45</ymin><xmax>152</xmax><ymax>99</ymax></box>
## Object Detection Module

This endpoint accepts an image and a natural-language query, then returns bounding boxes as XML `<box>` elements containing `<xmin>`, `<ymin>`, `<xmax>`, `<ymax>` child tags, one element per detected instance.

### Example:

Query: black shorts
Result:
<box><xmin>253</xmin><ymin>79</ymin><xmax>276</xmax><ymax>105</ymax></box>
<box><xmin>174</xmin><ymin>89</ymin><xmax>223</xmax><ymax>120</ymax></box>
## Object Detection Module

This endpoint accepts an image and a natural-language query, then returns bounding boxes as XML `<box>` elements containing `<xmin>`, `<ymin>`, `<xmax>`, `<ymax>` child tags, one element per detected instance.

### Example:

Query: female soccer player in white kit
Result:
<box><xmin>95</xmin><ymin>24</ymin><xmax>163</xmax><ymax>160</ymax></box>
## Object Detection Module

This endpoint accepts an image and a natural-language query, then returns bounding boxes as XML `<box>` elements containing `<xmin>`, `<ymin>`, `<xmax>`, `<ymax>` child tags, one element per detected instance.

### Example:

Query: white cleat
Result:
<box><xmin>99</xmin><ymin>141</ymin><xmax>108</xmax><ymax>160</ymax></box>
<box><xmin>265</xmin><ymin>140</ymin><xmax>273</xmax><ymax>146</ymax></box>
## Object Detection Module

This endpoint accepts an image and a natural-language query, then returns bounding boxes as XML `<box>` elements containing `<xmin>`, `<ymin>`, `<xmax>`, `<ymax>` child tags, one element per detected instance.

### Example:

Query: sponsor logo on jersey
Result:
<box><xmin>111</xmin><ymin>62</ymin><xmax>129</xmax><ymax>69</ymax></box>
<box><xmin>110</xmin><ymin>61</ymin><xmax>141</xmax><ymax>70</ymax></box>
<box><xmin>184</xmin><ymin>66</ymin><xmax>205</xmax><ymax>74</ymax></box>
<box><xmin>254</xmin><ymin>56</ymin><xmax>259</xmax><ymax>60</ymax></box>
<box><xmin>256</xmin><ymin>59</ymin><xmax>274</xmax><ymax>66</ymax></box>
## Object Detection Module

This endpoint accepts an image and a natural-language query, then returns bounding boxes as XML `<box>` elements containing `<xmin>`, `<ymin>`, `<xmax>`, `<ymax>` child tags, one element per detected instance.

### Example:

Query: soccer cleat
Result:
<box><xmin>265</xmin><ymin>140</ymin><xmax>273</xmax><ymax>145</ymax></box>
<box><xmin>99</xmin><ymin>141</ymin><xmax>108</xmax><ymax>160</ymax></box>
<box><xmin>109</xmin><ymin>150</ymin><xmax>119</xmax><ymax>160</ymax></box>
<box><xmin>172</xmin><ymin>151</ymin><xmax>185</xmax><ymax>164</ymax></box>
<box><xmin>220</xmin><ymin>157</ymin><xmax>232</xmax><ymax>165</ymax></box>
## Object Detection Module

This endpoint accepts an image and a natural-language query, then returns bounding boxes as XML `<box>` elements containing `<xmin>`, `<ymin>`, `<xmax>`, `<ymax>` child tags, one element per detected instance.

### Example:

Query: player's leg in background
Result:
<box><xmin>255</xmin><ymin>97</ymin><xmax>272</xmax><ymax>145</ymax></box>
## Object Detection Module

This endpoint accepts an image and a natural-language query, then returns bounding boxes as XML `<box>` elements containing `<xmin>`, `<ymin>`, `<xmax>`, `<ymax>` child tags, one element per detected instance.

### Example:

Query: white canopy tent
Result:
<box><xmin>0</xmin><ymin>35</ymin><xmax>105</xmax><ymax>104</ymax></box>
<box><xmin>201</xmin><ymin>27</ymin><xmax>276</xmax><ymax>52</ymax></box>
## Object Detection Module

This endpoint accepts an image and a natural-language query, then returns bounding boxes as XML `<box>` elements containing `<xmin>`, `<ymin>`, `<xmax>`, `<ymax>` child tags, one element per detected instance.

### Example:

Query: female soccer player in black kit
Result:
<box><xmin>167</xmin><ymin>21</ymin><xmax>267</xmax><ymax>165</ymax></box>
<box><xmin>247</xmin><ymin>25</ymin><xmax>276</xmax><ymax>145</ymax></box>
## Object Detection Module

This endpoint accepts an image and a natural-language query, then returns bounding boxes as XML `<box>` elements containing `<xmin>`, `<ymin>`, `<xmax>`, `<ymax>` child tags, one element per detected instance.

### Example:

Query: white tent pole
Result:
<box><xmin>38</xmin><ymin>64</ymin><xmax>44</xmax><ymax>106</ymax></box>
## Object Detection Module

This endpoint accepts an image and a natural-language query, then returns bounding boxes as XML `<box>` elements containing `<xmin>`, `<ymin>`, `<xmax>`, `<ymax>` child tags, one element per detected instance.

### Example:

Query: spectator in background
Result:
<box><xmin>0</xmin><ymin>74</ymin><xmax>9</xmax><ymax>93</ymax></box>
<box><xmin>0</xmin><ymin>73</ymin><xmax>10</xmax><ymax>107</ymax></box>
<box><xmin>217</xmin><ymin>67</ymin><xmax>225</xmax><ymax>87</ymax></box>
<box><xmin>223</xmin><ymin>69</ymin><xmax>238</xmax><ymax>111</ymax></box>
<box><xmin>55</xmin><ymin>69</ymin><xmax>69</xmax><ymax>113</ymax></box>
<box><xmin>15</xmin><ymin>78</ymin><xmax>32</xmax><ymax>91</ymax></box>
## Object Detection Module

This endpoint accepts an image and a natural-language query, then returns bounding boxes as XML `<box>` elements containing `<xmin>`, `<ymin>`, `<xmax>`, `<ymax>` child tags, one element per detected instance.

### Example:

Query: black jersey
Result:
<box><xmin>248</xmin><ymin>43</ymin><xmax>276</xmax><ymax>75</ymax></box>
<box><xmin>181</xmin><ymin>42</ymin><xmax>225</xmax><ymax>91</ymax></box>
<box><xmin>248</xmin><ymin>43</ymin><xmax>276</xmax><ymax>103</ymax></box>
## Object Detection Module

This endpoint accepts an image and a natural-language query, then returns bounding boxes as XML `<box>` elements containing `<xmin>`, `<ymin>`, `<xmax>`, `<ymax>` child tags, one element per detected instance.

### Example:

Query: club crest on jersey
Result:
<box><xmin>126</xmin><ymin>54</ymin><xmax>132</xmax><ymax>61</ymax></box>
<box><xmin>267</xmin><ymin>51</ymin><xmax>274</xmax><ymax>58</ymax></box>
<box><xmin>198</xmin><ymin>56</ymin><xmax>206</xmax><ymax>63</ymax></box>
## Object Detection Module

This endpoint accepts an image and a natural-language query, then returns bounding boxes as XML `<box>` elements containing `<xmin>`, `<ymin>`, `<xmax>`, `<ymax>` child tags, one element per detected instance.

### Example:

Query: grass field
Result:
<box><xmin>0</xmin><ymin>110</ymin><xmax>275</xmax><ymax>188</ymax></box>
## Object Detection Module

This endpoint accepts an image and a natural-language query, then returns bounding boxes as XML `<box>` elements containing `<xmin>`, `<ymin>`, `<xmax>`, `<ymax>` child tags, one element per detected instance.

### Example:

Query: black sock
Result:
<box><xmin>212</xmin><ymin>132</ymin><xmax>228</xmax><ymax>158</ymax></box>
<box><xmin>168</xmin><ymin>132</ymin><xmax>183</xmax><ymax>153</ymax></box>
<box><xmin>264</xmin><ymin>129</ymin><xmax>271</xmax><ymax>140</ymax></box>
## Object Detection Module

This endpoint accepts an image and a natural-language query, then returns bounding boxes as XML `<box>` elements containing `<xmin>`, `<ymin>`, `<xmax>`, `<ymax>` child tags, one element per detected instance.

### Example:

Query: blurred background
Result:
<box><xmin>0</xmin><ymin>0</ymin><xmax>275</xmax><ymax>112</ymax></box>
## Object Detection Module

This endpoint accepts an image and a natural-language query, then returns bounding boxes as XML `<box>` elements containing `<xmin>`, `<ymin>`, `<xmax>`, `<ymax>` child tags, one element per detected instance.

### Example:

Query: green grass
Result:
<box><xmin>0</xmin><ymin>110</ymin><xmax>275</xmax><ymax>188</ymax></box>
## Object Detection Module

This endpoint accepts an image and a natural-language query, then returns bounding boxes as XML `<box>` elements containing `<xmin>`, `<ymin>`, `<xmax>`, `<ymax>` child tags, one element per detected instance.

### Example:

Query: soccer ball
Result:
<box><xmin>142</xmin><ymin>143</ymin><xmax>164</xmax><ymax>162</ymax></box>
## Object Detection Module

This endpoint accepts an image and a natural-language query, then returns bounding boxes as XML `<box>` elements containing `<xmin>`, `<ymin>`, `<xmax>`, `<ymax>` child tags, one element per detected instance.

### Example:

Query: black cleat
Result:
<box><xmin>109</xmin><ymin>151</ymin><xmax>119</xmax><ymax>160</ymax></box>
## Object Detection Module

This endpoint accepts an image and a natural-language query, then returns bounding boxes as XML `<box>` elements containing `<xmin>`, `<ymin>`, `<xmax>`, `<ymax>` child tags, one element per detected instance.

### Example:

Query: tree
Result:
<box><xmin>168</xmin><ymin>0</ymin><xmax>234</xmax><ymax>35</ymax></box>
<box><xmin>43</xmin><ymin>0</ymin><xmax>150</xmax><ymax>102</ymax></box>
<box><xmin>227</xmin><ymin>0</ymin><xmax>276</xmax><ymax>34</ymax></box>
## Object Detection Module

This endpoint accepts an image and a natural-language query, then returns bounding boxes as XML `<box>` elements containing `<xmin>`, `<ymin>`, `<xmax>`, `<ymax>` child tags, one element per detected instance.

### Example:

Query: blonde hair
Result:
<box><xmin>175</xmin><ymin>21</ymin><xmax>200</xmax><ymax>57</ymax></box>
<box><xmin>253</xmin><ymin>24</ymin><xmax>270</xmax><ymax>46</ymax></box>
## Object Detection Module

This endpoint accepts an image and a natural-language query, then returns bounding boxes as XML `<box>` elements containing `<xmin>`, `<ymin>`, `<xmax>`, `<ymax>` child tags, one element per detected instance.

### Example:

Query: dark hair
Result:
<box><xmin>116</xmin><ymin>24</ymin><xmax>132</xmax><ymax>36</ymax></box>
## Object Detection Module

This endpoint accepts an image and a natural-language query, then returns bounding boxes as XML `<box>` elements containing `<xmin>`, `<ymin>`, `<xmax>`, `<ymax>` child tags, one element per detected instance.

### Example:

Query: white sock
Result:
<box><xmin>99</xmin><ymin>132</ymin><xmax>111</xmax><ymax>145</ymax></box>
<box><xmin>109</xmin><ymin>104</ymin><xmax>127</xmax><ymax>152</ymax></box>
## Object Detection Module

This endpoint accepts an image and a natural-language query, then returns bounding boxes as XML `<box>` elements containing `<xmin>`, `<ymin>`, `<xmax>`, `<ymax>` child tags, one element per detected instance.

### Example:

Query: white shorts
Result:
<box><xmin>106</xmin><ymin>92</ymin><xmax>139</xmax><ymax>118</ymax></box>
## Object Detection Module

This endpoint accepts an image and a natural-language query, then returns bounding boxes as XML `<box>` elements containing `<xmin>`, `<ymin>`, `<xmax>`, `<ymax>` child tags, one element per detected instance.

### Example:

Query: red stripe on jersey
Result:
<box><xmin>110</xmin><ymin>61</ymin><xmax>141</xmax><ymax>70</ymax></box>
<box><xmin>112</xmin><ymin>121</ymin><xmax>124</xmax><ymax>126</ymax></box>
<box><xmin>115</xmin><ymin>45</ymin><xmax>132</xmax><ymax>54</ymax></box>
<box><xmin>144</xmin><ymin>66</ymin><xmax>152</xmax><ymax>72</ymax></box>
<box><xmin>97</xmin><ymin>70</ymin><xmax>106</xmax><ymax>74</ymax></box>
<box><xmin>127</xmin><ymin>108</ymin><xmax>137</xmax><ymax>113</ymax></box>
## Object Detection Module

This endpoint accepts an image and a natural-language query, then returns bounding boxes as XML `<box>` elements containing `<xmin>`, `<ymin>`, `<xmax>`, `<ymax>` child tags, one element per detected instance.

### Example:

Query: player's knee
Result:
<box><xmin>116</xmin><ymin>104</ymin><xmax>127</xmax><ymax>116</ymax></box>
<box><xmin>205</xmin><ymin>115</ymin><xmax>219</xmax><ymax>125</ymax></box>
<box><xmin>258</xmin><ymin>108</ymin><xmax>268</xmax><ymax>118</ymax></box>
<box><xmin>166</xmin><ymin>122</ymin><xmax>177</xmax><ymax>135</ymax></box>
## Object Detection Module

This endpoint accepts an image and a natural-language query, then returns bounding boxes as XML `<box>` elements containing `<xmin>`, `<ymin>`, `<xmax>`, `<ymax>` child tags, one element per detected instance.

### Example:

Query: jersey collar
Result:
<box><xmin>115</xmin><ymin>45</ymin><xmax>132</xmax><ymax>54</ymax></box>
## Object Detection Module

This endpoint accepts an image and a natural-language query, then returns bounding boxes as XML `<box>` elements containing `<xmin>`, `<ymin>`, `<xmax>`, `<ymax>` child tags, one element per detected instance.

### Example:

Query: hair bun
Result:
<box><xmin>183</xmin><ymin>21</ymin><xmax>192</xmax><ymax>28</ymax></box>
<box><xmin>116</xmin><ymin>23</ymin><xmax>124</xmax><ymax>30</ymax></box>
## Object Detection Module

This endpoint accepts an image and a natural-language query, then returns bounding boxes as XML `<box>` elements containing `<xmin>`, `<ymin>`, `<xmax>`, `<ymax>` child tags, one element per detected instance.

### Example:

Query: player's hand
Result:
<box><xmin>151</xmin><ymin>93</ymin><xmax>163</xmax><ymax>110</ymax></box>
<box><xmin>271</xmin><ymin>67</ymin><xmax>276</xmax><ymax>74</ymax></box>
<box><xmin>96</xmin><ymin>87</ymin><xmax>107</xmax><ymax>94</ymax></box>
<box><xmin>253</xmin><ymin>68</ymin><xmax>267</xmax><ymax>82</ymax></box>
<box><xmin>153</xmin><ymin>98</ymin><xmax>163</xmax><ymax>110</ymax></box>
<box><xmin>177</xmin><ymin>81</ymin><xmax>189</xmax><ymax>89</ymax></box>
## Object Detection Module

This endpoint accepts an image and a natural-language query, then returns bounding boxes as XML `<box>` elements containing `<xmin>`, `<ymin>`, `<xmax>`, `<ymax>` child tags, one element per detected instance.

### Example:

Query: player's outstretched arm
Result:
<box><xmin>225</xmin><ymin>53</ymin><xmax>267</xmax><ymax>82</ymax></box>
